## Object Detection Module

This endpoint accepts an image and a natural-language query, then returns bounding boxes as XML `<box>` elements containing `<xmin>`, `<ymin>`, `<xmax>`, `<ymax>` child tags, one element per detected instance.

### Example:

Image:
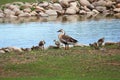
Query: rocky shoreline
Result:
<box><xmin>0</xmin><ymin>0</ymin><xmax>120</xmax><ymax>19</ymax></box>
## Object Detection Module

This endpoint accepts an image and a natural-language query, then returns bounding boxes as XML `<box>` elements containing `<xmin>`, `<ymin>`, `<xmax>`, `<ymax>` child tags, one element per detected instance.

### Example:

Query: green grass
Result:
<box><xmin>0</xmin><ymin>47</ymin><xmax>120</xmax><ymax>80</ymax></box>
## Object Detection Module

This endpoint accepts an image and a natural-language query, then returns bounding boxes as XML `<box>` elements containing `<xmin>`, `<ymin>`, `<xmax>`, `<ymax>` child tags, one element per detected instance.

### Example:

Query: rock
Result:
<box><xmin>9</xmin><ymin>15</ymin><xmax>17</xmax><ymax>18</ymax></box>
<box><xmin>59</xmin><ymin>0</ymin><xmax>76</xmax><ymax>8</ymax></box>
<box><xmin>4</xmin><ymin>9</ymin><xmax>15</xmax><ymax>16</ymax></box>
<box><xmin>23</xmin><ymin>8</ymin><xmax>31</xmax><ymax>13</ymax></box>
<box><xmin>70</xmin><ymin>1</ymin><xmax>78</xmax><ymax>7</ymax></box>
<box><xmin>56</xmin><ymin>10</ymin><xmax>65</xmax><ymax>16</ymax></box>
<box><xmin>79</xmin><ymin>10</ymin><xmax>87</xmax><ymax>15</ymax></box>
<box><xmin>79</xmin><ymin>0</ymin><xmax>94</xmax><ymax>9</ymax></box>
<box><xmin>116</xmin><ymin>0</ymin><xmax>120</xmax><ymax>3</ymax></box>
<box><xmin>65</xmin><ymin>7</ymin><xmax>77</xmax><ymax>15</ymax></box>
<box><xmin>95</xmin><ymin>6</ymin><xmax>107</xmax><ymax>13</ymax></box>
<box><xmin>105</xmin><ymin>1</ymin><xmax>115</xmax><ymax>8</ymax></box>
<box><xmin>8</xmin><ymin>4</ymin><xmax>19</xmax><ymax>10</ymax></box>
<box><xmin>92</xmin><ymin>0</ymin><xmax>106</xmax><ymax>7</ymax></box>
<box><xmin>6</xmin><ymin>46</ymin><xmax>23</xmax><ymax>52</ymax></box>
<box><xmin>15</xmin><ymin>11</ymin><xmax>24</xmax><ymax>16</ymax></box>
<box><xmin>116</xmin><ymin>3</ymin><xmax>120</xmax><ymax>8</ymax></box>
<box><xmin>30</xmin><ymin>11</ymin><xmax>37</xmax><ymax>16</ymax></box>
<box><xmin>114</xmin><ymin>13</ymin><xmax>120</xmax><ymax>18</ymax></box>
<box><xmin>0</xmin><ymin>13</ymin><xmax>5</xmax><ymax>18</ymax></box>
<box><xmin>0</xmin><ymin>49</ymin><xmax>5</xmax><ymax>54</ymax></box>
<box><xmin>114</xmin><ymin>8</ymin><xmax>120</xmax><ymax>13</ymax></box>
<box><xmin>13</xmin><ymin>8</ymin><xmax>20</xmax><ymax>13</ymax></box>
<box><xmin>59</xmin><ymin>0</ymin><xmax>69</xmax><ymax>8</ymax></box>
<box><xmin>50</xmin><ymin>3</ymin><xmax>63</xmax><ymax>11</ymax></box>
<box><xmin>45</xmin><ymin>9</ymin><xmax>57</xmax><ymax>16</ymax></box>
<box><xmin>35</xmin><ymin>6</ymin><xmax>45</xmax><ymax>12</ymax></box>
<box><xmin>38</xmin><ymin>1</ymin><xmax>49</xmax><ymax>8</ymax></box>
<box><xmin>39</xmin><ymin>12</ymin><xmax>49</xmax><ymax>17</ymax></box>
<box><xmin>86</xmin><ymin>11</ymin><xmax>95</xmax><ymax>17</ymax></box>
<box><xmin>23</xmin><ymin>2</ymin><xmax>32</xmax><ymax>8</ymax></box>
<box><xmin>92</xmin><ymin>9</ymin><xmax>99</xmax><ymax>14</ymax></box>
<box><xmin>18</xmin><ymin>12</ymin><xmax>31</xmax><ymax>17</ymax></box>
<box><xmin>82</xmin><ymin>6</ymin><xmax>91</xmax><ymax>12</ymax></box>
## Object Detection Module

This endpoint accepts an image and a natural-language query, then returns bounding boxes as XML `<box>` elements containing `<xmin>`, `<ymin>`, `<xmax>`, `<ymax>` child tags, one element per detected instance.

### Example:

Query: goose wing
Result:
<box><xmin>61</xmin><ymin>35</ymin><xmax>78</xmax><ymax>44</ymax></box>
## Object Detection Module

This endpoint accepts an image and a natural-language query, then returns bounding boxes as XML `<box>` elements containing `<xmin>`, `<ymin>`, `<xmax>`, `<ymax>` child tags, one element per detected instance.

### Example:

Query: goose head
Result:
<box><xmin>57</xmin><ymin>29</ymin><xmax>65</xmax><ymax>35</ymax></box>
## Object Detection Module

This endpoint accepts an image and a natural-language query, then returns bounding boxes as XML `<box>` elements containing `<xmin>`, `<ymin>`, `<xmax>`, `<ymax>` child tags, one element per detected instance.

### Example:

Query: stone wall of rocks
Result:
<box><xmin>0</xmin><ymin>0</ymin><xmax>120</xmax><ymax>18</ymax></box>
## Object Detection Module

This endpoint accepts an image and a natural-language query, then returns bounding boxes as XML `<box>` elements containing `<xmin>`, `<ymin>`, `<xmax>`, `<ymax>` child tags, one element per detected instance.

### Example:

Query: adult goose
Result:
<box><xmin>57</xmin><ymin>29</ymin><xmax>78</xmax><ymax>50</ymax></box>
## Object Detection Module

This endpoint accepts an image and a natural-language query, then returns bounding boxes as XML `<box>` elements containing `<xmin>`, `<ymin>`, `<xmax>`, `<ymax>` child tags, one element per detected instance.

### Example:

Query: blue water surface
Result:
<box><xmin>0</xmin><ymin>19</ymin><xmax>120</xmax><ymax>48</ymax></box>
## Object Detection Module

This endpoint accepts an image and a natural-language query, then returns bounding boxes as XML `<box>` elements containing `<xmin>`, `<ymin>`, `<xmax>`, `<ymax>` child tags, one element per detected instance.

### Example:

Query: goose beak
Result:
<box><xmin>57</xmin><ymin>30</ymin><xmax>61</xmax><ymax>32</ymax></box>
<box><xmin>57</xmin><ymin>29</ymin><xmax>63</xmax><ymax>32</ymax></box>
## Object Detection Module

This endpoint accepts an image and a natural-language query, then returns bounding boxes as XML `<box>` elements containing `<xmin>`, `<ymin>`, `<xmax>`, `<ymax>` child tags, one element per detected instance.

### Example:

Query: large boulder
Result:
<box><xmin>13</xmin><ymin>8</ymin><xmax>20</xmax><ymax>13</ymax></box>
<box><xmin>38</xmin><ymin>1</ymin><xmax>49</xmax><ymax>8</ymax></box>
<box><xmin>79</xmin><ymin>10</ymin><xmax>87</xmax><ymax>15</ymax></box>
<box><xmin>30</xmin><ymin>11</ymin><xmax>37</xmax><ymax>16</ymax></box>
<box><xmin>92</xmin><ymin>0</ymin><xmax>106</xmax><ymax>7</ymax></box>
<box><xmin>81</xmin><ymin>6</ymin><xmax>91</xmax><ymax>12</ymax></box>
<box><xmin>70</xmin><ymin>1</ymin><xmax>78</xmax><ymax>7</ymax></box>
<box><xmin>45</xmin><ymin>9</ymin><xmax>57</xmax><ymax>16</ymax></box>
<box><xmin>39</xmin><ymin>12</ymin><xmax>49</xmax><ymax>17</ymax></box>
<box><xmin>95</xmin><ymin>6</ymin><xmax>107</xmax><ymax>13</ymax></box>
<box><xmin>0</xmin><ymin>49</ymin><xmax>5</xmax><ymax>54</ymax></box>
<box><xmin>114</xmin><ymin>13</ymin><xmax>120</xmax><ymax>18</ymax></box>
<box><xmin>4</xmin><ymin>9</ymin><xmax>15</xmax><ymax>16</ymax></box>
<box><xmin>50</xmin><ymin>3</ymin><xmax>63</xmax><ymax>11</ymax></box>
<box><xmin>105</xmin><ymin>1</ymin><xmax>116</xmax><ymax>8</ymax></box>
<box><xmin>15</xmin><ymin>11</ymin><xmax>24</xmax><ymax>16</ymax></box>
<box><xmin>7</xmin><ymin>4</ymin><xmax>20</xmax><ymax>10</ymax></box>
<box><xmin>0</xmin><ymin>13</ymin><xmax>5</xmax><ymax>18</ymax></box>
<box><xmin>65</xmin><ymin>6</ymin><xmax>79</xmax><ymax>15</ymax></box>
<box><xmin>79</xmin><ymin>0</ymin><xmax>94</xmax><ymax>9</ymax></box>
<box><xmin>114</xmin><ymin>8</ymin><xmax>120</xmax><ymax>13</ymax></box>
<box><xmin>116</xmin><ymin>3</ymin><xmax>120</xmax><ymax>8</ymax></box>
<box><xmin>59</xmin><ymin>0</ymin><xmax>76</xmax><ymax>8</ymax></box>
<box><xmin>35</xmin><ymin>6</ymin><xmax>45</xmax><ymax>12</ymax></box>
<box><xmin>9</xmin><ymin>15</ymin><xmax>17</xmax><ymax>18</ymax></box>
<box><xmin>116</xmin><ymin>0</ymin><xmax>120</xmax><ymax>3</ymax></box>
<box><xmin>23</xmin><ymin>8</ymin><xmax>31</xmax><ymax>13</ymax></box>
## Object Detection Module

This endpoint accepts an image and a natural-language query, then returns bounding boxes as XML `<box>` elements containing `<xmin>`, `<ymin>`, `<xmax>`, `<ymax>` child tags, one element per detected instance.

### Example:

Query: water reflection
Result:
<box><xmin>0</xmin><ymin>15</ymin><xmax>120</xmax><ymax>48</ymax></box>
<box><xmin>0</xmin><ymin>14</ymin><xmax>116</xmax><ymax>24</ymax></box>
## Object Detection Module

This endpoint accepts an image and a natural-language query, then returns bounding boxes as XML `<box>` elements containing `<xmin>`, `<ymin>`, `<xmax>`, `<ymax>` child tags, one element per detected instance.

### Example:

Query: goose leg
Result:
<box><xmin>65</xmin><ymin>44</ymin><xmax>67</xmax><ymax>50</ymax></box>
<box><xmin>67</xmin><ymin>45</ymin><xmax>69</xmax><ymax>50</ymax></box>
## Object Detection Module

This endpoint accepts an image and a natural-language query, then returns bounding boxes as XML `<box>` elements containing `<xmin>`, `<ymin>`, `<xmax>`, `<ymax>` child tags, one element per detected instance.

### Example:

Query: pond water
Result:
<box><xmin>0</xmin><ymin>15</ymin><xmax>120</xmax><ymax>48</ymax></box>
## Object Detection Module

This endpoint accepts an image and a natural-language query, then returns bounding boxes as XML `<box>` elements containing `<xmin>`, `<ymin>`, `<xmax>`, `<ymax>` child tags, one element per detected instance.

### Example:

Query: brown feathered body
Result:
<box><xmin>57</xmin><ymin>29</ymin><xmax>78</xmax><ymax>49</ymax></box>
